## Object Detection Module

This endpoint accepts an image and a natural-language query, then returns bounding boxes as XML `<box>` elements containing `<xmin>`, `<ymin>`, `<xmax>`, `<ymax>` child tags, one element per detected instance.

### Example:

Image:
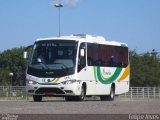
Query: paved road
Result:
<box><xmin>0</xmin><ymin>98</ymin><xmax>160</xmax><ymax>114</ymax></box>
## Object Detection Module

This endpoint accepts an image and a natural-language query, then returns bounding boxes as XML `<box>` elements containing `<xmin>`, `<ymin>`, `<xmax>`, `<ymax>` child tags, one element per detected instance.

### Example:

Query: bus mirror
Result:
<box><xmin>80</xmin><ymin>49</ymin><xmax>85</xmax><ymax>57</ymax></box>
<box><xmin>23</xmin><ymin>51</ymin><xmax>28</xmax><ymax>59</ymax></box>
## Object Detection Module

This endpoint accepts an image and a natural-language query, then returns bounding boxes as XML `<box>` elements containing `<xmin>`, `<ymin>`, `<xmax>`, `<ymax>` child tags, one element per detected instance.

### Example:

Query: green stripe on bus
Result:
<box><xmin>96</xmin><ymin>67</ymin><xmax>122</xmax><ymax>84</ymax></box>
<box><xmin>94</xmin><ymin>66</ymin><xmax>97</xmax><ymax>81</ymax></box>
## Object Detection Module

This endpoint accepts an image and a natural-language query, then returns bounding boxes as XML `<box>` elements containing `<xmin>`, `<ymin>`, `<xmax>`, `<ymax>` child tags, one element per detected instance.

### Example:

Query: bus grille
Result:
<box><xmin>39</xmin><ymin>83</ymin><xmax>59</xmax><ymax>85</ymax></box>
<box><xmin>35</xmin><ymin>88</ymin><xmax>65</xmax><ymax>95</ymax></box>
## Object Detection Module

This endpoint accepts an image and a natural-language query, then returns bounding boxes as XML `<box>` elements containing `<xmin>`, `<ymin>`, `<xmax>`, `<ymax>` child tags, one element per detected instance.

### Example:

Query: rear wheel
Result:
<box><xmin>107</xmin><ymin>85</ymin><xmax>115</xmax><ymax>101</ymax></box>
<box><xmin>100</xmin><ymin>85</ymin><xmax>115</xmax><ymax>101</ymax></box>
<box><xmin>33</xmin><ymin>95</ymin><xmax>42</xmax><ymax>102</ymax></box>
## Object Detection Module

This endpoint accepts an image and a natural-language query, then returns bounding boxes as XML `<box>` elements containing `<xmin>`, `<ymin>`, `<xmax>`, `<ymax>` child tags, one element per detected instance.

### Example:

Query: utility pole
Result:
<box><xmin>54</xmin><ymin>3</ymin><xmax>63</xmax><ymax>37</ymax></box>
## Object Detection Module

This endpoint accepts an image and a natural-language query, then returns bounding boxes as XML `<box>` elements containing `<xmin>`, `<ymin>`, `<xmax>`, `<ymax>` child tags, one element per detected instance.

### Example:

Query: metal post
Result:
<box><xmin>137</xmin><ymin>87</ymin><xmax>138</xmax><ymax>98</ymax></box>
<box><xmin>58</xmin><ymin>7</ymin><xmax>61</xmax><ymax>37</ymax></box>
<box><xmin>131</xmin><ymin>87</ymin><xmax>132</xmax><ymax>99</ymax></box>
<box><xmin>154</xmin><ymin>87</ymin><xmax>156</xmax><ymax>98</ymax></box>
<box><xmin>54</xmin><ymin>3</ymin><xmax>63</xmax><ymax>37</ymax></box>
<box><xmin>143</xmin><ymin>87</ymin><xmax>144</xmax><ymax>99</ymax></box>
<box><xmin>148</xmin><ymin>87</ymin><xmax>149</xmax><ymax>98</ymax></box>
<box><xmin>9</xmin><ymin>72</ymin><xmax>14</xmax><ymax>86</ymax></box>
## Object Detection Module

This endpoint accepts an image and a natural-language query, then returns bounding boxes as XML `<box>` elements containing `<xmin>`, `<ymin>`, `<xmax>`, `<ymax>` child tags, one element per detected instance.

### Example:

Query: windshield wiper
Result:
<box><xmin>37</xmin><ymin>58</ymin><xmax>50</xmax><ymax>70</ymax></box>
<box><xmin>40</xmin><ymin>63</ymin><xmax>50</xmax><ymax>70</ymax></box>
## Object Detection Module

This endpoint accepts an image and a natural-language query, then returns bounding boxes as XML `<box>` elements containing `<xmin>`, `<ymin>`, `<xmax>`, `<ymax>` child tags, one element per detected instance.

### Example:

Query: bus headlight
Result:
<box><xmin>61</xmin><ymin>80</ymin><xmax>77</xmax><ymax>85</ymax></box>
<box><xmin>26</xmin><ymin>80</ymin><xmax>38</xmax><ymax>85</ymax></box>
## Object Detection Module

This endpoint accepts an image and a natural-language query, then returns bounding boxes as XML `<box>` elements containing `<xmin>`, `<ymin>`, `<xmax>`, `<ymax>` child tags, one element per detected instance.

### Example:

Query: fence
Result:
<box><xmin>119</xmin><ymin>87</ymin><xmax>160</xmax><ymax>99</ymax></box>
<box><xmin>0</xmin><ymin>86</ymin><xmax>160</xmax><ymax>100</ymax></box>
<box><xmin>0</xmin><ymin>86</ymin><xmax>27</xmax><ymax>100</ymax></box>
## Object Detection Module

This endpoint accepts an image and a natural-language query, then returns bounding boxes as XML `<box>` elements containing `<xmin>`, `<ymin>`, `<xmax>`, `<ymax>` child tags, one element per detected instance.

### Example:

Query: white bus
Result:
<box><xmin>24</xmin><ymin>34</ymin><xmax>129</xmax><ymax>102</ymax></box>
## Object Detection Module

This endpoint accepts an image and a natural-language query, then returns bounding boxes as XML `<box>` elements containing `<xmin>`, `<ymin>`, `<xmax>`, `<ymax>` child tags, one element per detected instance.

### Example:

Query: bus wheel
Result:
<box><xmin>107</xmin><ymin>85</ymin><xmax>115</xmax><ymax>101</ymax></box>
<box><xmin>100</xmin><ymin>85</ymin><xmax>115</xmax><ymax>101</ymax></box>
<box><xmin>33</xmin><ymin>95</ymin><xmax>42</xmax><ymax>102</ymax></box>
<box><xmin>65</xmin><ymin>85</ymin><xmax>86</xmax><ymax>101</ymax></box>
<box><xmin>77</xmin><ymin>85</ymin><xmax>85</xmax><ymax>101</ymax></box>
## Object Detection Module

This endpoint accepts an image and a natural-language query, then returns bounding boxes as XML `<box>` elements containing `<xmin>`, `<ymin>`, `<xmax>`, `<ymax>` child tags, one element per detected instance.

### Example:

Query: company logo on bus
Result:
<box><xmin>103</xmin><ymin>69</ymin><xmax>111</xmax><ymax>76</ymax></box>
<box><xmin>48</xmin><ymin>79</ymin><xmax>51</xmax><ymax>82</ymax></box>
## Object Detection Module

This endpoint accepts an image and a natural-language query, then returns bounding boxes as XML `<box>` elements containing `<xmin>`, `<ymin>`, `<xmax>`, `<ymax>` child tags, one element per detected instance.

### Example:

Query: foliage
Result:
<box><xmin>0</xmin><ymin>47</ymin><xmax>26</xmax><ymax>86</ymax></box>
<box><xmin>130</xmin><ymin>50</ymin><xmax>160</xmax><ymax>87</ymax></box>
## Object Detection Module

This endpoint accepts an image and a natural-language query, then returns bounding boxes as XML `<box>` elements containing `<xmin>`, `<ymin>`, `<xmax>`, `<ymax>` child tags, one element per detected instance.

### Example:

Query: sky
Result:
<box><xmin>0</xmin><ymin>0</ymin><xmax>160</xmax><ymax>53</ymax></box>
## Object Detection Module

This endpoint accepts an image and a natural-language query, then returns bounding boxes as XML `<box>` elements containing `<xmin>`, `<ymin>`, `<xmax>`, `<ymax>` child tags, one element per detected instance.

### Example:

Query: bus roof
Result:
<box><xmin>36</xmin><ymin>34</ymin><xmax>128</xmax><ymax>47</ymax></box>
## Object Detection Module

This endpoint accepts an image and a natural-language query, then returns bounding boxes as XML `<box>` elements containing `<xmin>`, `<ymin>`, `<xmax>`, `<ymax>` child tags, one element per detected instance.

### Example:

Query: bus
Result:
<box><xmin>24</xmin><ymin>34</ymin><xmax>129</xmax><ymax>102</ymax></box>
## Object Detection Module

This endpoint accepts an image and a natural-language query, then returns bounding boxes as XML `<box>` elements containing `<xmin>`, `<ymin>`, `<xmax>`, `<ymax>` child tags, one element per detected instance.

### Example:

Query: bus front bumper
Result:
<box><xmin>26</xmin><ymin>82</ymin><xmax>81</xmax><ymax>96</ymax></box>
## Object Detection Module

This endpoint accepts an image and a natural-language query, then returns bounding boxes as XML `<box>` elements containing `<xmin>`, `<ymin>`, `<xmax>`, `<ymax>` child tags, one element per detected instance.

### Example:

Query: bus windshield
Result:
<box><xmin>28</xmin><ymin>40</ymin><xmax>78</xmax><ymax>78</ymax></box>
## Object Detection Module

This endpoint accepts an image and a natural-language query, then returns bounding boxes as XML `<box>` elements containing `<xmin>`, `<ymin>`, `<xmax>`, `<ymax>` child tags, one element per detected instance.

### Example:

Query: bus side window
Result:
<box><xmin>108</xmin><ymin>56</ymin><xmax>117</xmax><ymax>67</ymax></box>
<box><xmin>78</xmin><ymin>43</ymin><xmax>86</xmax><ymax>72</ymax></box>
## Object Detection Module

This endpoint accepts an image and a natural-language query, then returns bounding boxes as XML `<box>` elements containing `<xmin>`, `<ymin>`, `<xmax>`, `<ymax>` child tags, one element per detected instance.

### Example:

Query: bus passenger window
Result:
<box><xmin>108</xmin><ymin>56</ymin><xmax>117</xmax><ymax>67</ymax></box>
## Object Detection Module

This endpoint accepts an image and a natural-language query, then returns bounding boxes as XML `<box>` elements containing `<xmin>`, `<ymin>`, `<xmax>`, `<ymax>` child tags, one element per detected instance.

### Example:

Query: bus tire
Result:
<box><xmin>77</xmin><ymin>85</ymin><xmax>86</xmax><ymax>101</ymax></box>
<box><xmin>65</xmin><ymin>84</ymin><xmax>86</xmax><ymax>101</ymax></box>
<box><xmin>100</xmin><ymin>85</ymin><xmax>115</xmax><ymax>101</ymax></box>
<box><xmin>107</xmin><ymin>85</ymin><xmax>115</xmax><ymax>101</ymax></box>
<box><xmin>33</xmin><ymin>95</ymin><xmax>42</xmax><ymax>102</ymax></box>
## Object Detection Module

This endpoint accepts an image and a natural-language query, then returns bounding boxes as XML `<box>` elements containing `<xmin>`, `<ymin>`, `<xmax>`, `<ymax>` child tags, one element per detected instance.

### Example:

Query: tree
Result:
<box><xmin>0</xmin><ymin>47</ymin><xmax>26</xmax><ymax>86</ymax></box>
<box><xmin>129</xmin><ymin>50</ymin><xmax>160</xmax><ymax>87</ymax></box>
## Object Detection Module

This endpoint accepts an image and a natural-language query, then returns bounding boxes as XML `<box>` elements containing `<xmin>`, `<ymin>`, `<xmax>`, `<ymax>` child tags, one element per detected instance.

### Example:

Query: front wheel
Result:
<box><xmin>65</xmin><ymin>85</ymin><xmax>86</xmax><ymax>101</ymax></box>
<box><xmin>77</xmin><ymin>85</ymin><xmax>85</xmax><ymax>101</ymax></box>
